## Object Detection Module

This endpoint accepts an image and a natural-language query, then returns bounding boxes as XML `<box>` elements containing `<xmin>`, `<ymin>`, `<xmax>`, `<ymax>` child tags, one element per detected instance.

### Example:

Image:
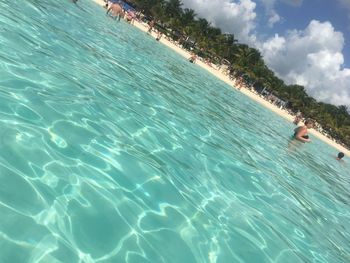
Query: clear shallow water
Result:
<box><xmin>0</xmin><ymin>1</ymin><xmax>349</xmax><ymax>262</ymax></box>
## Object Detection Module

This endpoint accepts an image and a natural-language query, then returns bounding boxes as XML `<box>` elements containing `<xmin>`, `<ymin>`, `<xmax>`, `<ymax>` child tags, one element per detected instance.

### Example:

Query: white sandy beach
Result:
<box><xmin>92</xmin><ymin>0</ymin><xmax>350</xmax><ymax>156</ymax></box>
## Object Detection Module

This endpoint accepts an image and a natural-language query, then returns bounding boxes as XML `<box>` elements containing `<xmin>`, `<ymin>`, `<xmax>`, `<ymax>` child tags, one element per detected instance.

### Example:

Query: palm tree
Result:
<box><xmin>180</xmin><ymin>8</ymin><xmax>196</xmax><ymax>28</ymax></box>
<box><xmin>193</xmin><ymin>18</ymin><xmax>210</xmax><ymax>38</ymax></box>
<box><xmin>164</xmin><ymin>0</ymin><xmax>183</xmax><ymax>19</ymax></box>
<box><xmin>132</xmin><ymin>0</ymin><xmax>162</xmax><ymax>14</ymax></box>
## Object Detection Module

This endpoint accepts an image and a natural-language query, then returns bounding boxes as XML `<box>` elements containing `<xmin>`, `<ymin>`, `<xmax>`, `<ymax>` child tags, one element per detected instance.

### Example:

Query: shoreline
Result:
<box><xmin>91</xmin><ymin>0</ymin><xmax>350</xmax><ymax>156</ymax></box>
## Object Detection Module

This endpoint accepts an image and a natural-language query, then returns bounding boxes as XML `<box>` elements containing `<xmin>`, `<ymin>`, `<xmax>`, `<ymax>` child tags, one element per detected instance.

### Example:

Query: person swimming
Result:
<box><xmin>293</xmin><ymin>120</ymin><xmax>313</xmax><ymax>143</ymax></box>
<box><xmin>336</xmin><ymin>152</ymin><xmax>345</xmax><ymax>161</ymax></box>
<box><xmin>294</xmin><ymin>133</ymin><xmax>309</xmax><ymax>139</ymax></box>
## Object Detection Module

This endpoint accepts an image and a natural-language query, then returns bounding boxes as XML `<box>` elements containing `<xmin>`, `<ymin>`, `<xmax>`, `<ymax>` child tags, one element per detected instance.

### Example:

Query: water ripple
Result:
<box><xmin>0</xmin><ymin>1</ymin><xmax>349</xmax><ymax>262</ymax></box>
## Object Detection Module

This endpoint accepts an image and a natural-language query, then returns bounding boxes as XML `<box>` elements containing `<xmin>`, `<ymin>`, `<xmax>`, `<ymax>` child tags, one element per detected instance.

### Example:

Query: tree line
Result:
<box><xmin>129</xmin><ymin>0</ymin><xmax>350</xmax><ymax>148</ymax></box>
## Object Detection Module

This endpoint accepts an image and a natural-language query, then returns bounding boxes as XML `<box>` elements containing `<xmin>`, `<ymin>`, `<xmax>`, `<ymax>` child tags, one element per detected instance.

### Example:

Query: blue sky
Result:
<box><xmin>182</xmin><ymin>0</ymin><xmax>350</xmax><ymax>107</ymax></box>
<box><xmin>257</xmin><ymin>0</ymin><xmax>350</xmax><ymax>67</ymax></box>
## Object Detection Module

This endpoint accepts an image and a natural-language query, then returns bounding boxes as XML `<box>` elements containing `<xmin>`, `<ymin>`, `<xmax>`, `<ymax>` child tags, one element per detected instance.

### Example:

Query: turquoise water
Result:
<box><xmin>0</xmin><ymin>1</ymin><xmax>349</xmax><ymax>262</ymax></box>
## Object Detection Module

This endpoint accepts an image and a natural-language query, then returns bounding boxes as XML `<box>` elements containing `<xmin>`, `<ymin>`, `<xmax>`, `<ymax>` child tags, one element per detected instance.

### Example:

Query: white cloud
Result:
<box><xmin>181</xmin><ymin>0</ymin><xmax>257</xmax><ymax>43</ymax></box>
<box><xmin>268</xmin><ymin>12</ymin><xmax>280</xmax><ymax>27</ymax></box>
<box><xmin>258</xmin><ymin>0</ymin><xmax>303</xmax><ymax>28</ymax></box>
<box><xmin>181</xmin><ymin>0</ymin><xmax>350</xmax><ymax>106</ymax></box>
<box><xmin>259</xmin><ymin>20</ymin><xmax>350</xmax><ymax>106</ymax></box>
<box><xmin>260</xmin><ymin>0</ymin><xmax>281</xmax><ymax>27</ymax></box>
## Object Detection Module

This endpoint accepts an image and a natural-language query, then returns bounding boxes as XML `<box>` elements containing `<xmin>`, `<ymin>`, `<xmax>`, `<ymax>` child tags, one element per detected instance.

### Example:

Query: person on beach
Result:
<box><xmin>148</xmin><ymin>20</ymin><xmax>155</xmax><ymax>33</ymax></box>
<box><xmin>188</xmin><ymin>53</ymin><xmax>197</xmax><ymax>63</ymax></box>
<box><xmin>235</xmin><ymin>76</ymin><xmax>244</xmax><ymax>90</ymax></box>
<box><xmin>106</xmin><ymin>3</ymin><xmax>124</xmax><ymax>21</ymax></box>
<box><xmin>204</xmin><ymin>58</ymin><xmax>212</xmax><ymax>67</ymax></box>
<box><xmin>336</xmin><ymin>152</ymin><xmax>345</xmax><ymax>161</ymax></box>
<box><xmin>293</xmin><ymin>114</ymin><xmax>302</xmax><ymax>125</ymax></box>
<box><xmin>156</xmin><ymin>31</ymin><xmax>163</xmax><ymax>41</ymax></box>
<box><xmin>126</xmin><ymin>10</ymin><xmax>135</xmax><ymax>24</ymax></box>
<box><xmin>293</xmin><ymin>120</ymin><xmax>313</xmax><ymax>143</ymax></box>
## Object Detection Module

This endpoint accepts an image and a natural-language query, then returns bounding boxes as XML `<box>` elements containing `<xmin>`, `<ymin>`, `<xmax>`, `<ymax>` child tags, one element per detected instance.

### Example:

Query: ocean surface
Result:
<box><xmin>0</xmin><ymin>1</ymin><xmax>349</xmax><ymax>262</ymax></box>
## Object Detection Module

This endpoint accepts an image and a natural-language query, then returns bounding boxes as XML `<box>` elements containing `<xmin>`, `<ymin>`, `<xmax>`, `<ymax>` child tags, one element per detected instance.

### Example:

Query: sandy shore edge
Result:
<box><xmin>91</xmin><ymin>0</ymin><xmax>350</xmax><ymax>156</ymax></box>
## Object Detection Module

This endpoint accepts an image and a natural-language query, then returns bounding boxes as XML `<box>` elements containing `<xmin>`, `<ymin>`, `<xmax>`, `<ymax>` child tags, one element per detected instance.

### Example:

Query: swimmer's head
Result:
<box><xmin>304</xmin><ymin>119</ymin><xmax>314</xmax><ymax>128</ymax></box>
<box><xmin>337</xmin><ymin>152</ymin><xmax>345</xmax><ymax>160</ymax></box>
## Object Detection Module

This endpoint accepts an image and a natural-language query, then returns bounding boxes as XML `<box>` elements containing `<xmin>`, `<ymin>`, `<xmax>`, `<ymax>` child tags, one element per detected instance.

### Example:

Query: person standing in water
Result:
<box><xmin>293</xmin><ymin>120</ymin><xmax>313</xmax><ymax>143</ymax></box>
<box><xmin>106</xmin><ymin>2</ymin><xmax>124</xmax><ymax>21</ymax></box>
<box><xmin>156</xmin><ymin>31</ymin><xmax>163</xmax><ymax>41</ymax></box>
<box><xmin>188</xmin><ymin>53</ymin><xmax>197</xmax><ymax>63</ymax></box>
